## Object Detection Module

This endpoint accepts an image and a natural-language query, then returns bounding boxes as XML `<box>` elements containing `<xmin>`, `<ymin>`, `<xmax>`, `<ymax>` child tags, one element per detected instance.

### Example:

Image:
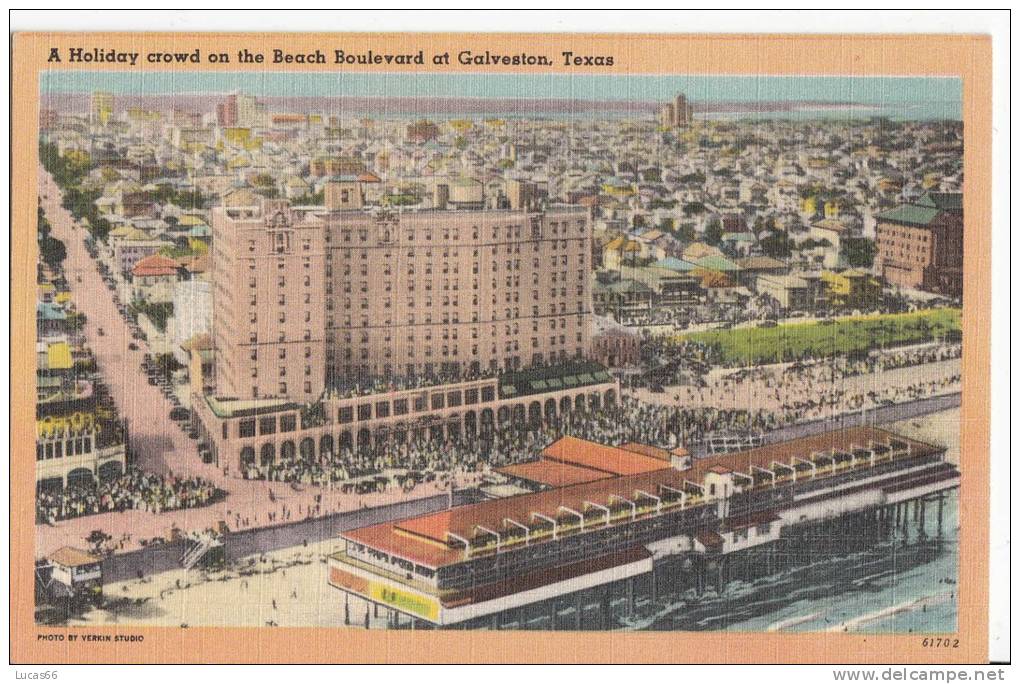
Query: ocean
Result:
<box><xmin>630</xmin><ymin>491</ymin><xmax>959</xmax><ymax>634</ymax></box>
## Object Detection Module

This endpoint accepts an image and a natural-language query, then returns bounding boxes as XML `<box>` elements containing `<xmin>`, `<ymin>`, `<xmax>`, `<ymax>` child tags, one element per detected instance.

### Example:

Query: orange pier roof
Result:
<box><xmin>541</xmin><ymin>435</ymin><xmax>671</xmax><ymax>476</ymax></box>
<box><xmin>343</xmin><ymin>427</ymin><xmax>940</xmax><ymax>569</ymax></box>
<box><xmin>497</xmin><ymin>459</ymin><xmax>612</xmax><ymax>488</ymax></box>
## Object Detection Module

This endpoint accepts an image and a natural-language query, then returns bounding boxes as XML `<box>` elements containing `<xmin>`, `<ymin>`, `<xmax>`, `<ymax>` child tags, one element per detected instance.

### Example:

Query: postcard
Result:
<box><xmin>10</xmin><ymin>30</ymin><xmax>993</xmax><ymax>664</ymax></box>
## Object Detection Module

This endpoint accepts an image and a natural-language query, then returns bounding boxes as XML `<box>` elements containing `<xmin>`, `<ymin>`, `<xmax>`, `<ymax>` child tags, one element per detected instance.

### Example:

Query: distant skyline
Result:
<box><xmin>40</xmin><ymin>72</ymin><xmax>962</xmax><ymax>120</ymax></box>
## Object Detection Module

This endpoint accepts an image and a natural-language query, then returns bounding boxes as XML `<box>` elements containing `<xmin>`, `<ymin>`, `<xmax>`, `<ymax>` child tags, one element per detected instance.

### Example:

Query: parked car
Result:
<box><xmin>169</xmin><ymin>407</ymin><xmax>189</xmax><ymax>421</ymax></box>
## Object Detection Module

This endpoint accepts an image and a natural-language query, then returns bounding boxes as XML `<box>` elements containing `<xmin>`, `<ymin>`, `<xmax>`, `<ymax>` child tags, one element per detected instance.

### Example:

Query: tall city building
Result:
<box><xmin>235</xmin><ymin>93</ymin><xmax>267</xmax><ymax>128</ymax></box>
<box><xmin>211</xmin><ymin>181</ymin><xmax>593</xmax><ymax>402</ymax></box>
<box><xmin>874</xmin><ymin>191</ymin><xmax>963</xmax><ymax>297</ymax></box>
<box><xmin>216</xmin><ymin>94</ymin><xmax>238</xmax><ymax>127</ymax></box>
<box><xmin>674</xmin><ymin>93</ymin><xmax>693</xmax><ymax>127</ymax></box>
<box><xmin>90</xmin><ymin>91</ymin><xmax>114</xmax><ymax>126</ymax></box>
<box><xmin>658</xmin><ymin>93</ymin><xmax>693</xmax><ymax>129</ymax></box>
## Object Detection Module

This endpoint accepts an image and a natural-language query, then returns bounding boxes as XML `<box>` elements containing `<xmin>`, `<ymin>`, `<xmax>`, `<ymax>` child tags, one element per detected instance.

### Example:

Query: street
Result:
<box><xmin>36</xmin><ymin>168</ymin><xmax>456</xmax><ymax>557</ymax></box>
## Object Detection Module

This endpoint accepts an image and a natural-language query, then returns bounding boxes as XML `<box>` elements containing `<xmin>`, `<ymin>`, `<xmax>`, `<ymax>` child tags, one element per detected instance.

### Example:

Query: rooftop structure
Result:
<box><xmin>875</xmin><ymin>191</ymin><xmax>963</xmax><ymax>297</ymax></box>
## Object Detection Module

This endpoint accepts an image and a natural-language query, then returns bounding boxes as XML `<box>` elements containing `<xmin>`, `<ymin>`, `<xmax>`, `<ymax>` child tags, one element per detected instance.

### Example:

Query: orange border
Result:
<box><xmin>11</xmin><ymin>32</ymin><xmax>992</xmax><ymax>664</ymax></box>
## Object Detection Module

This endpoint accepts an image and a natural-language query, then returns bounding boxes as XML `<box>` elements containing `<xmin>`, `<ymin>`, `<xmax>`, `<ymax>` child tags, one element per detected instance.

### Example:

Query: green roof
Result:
<box><xmin>916</xmin><ymin>191</ymin><xmax>962</xmax><ymax>211</ymax></box>
<box><xmin>499</xmin><ymin>361</ymin><xmax>613</xmax><ymax>399</ymax></box>
<box><xmin>37</xmin><ymin>302</ymin><xmax>67</xmax><ymax>321</ymax></box>
<box><xmin>205</xmin><ymin>395</ymin><xmax>300</xmax><ymax>419</ymax></box>
<box><xmin>876</xmin><ymin>204</ymin><xmax>940</xmax><ymax>226</ymax></box>
<box><xmin>693</xmin><ymin>255</ymin><xmax>743</xmax><ymax>272</ymax></box>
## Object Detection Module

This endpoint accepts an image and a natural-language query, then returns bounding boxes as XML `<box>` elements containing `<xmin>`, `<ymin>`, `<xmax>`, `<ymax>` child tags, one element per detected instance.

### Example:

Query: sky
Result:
<box><xmin>41</xmin><ymin>72</ymin><xmax>961</xmax><ymax>107</ymax></box>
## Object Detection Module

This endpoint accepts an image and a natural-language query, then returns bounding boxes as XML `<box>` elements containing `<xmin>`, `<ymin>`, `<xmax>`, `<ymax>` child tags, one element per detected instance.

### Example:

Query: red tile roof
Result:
<box><xmin>342</xmin><ymin>427</ymin><xmax>940</xmax><ymax>569</ymax></box>
<box><xmin>541</xmin><ymin>436</ymin><xmax>671</xmax><ymax>476</ymax></box>
<box><xmin>497</xmin><ymin>459</ymin><xmax>612</xmax><ymax>488</ymax></box>
<box><xmin>619</xmin><ymin>441</ymin><xmax>674</xmax><ymax>462</ymax></box>
<box><xmin>131</xmin><ymin>254</ymin><xmax>179</xmax><ymax>278</ymax></box>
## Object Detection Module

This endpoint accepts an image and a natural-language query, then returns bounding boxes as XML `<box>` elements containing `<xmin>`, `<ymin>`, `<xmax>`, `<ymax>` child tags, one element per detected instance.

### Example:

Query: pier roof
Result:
<box><xmin>342</xmin><ymin>427</ymin><xmax>942</xmax><ymax>569</ymax></box>
<box><xmin>497</xmin><ymin>459</ymin><xmax>612</xmax><ymax>488</ymax></box>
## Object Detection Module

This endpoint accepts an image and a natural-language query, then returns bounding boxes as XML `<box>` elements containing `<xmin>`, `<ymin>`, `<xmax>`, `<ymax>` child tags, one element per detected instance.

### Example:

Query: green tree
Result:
<box><xmin>703</xmin><ymin>217</ymin><xmax>724</xmax><ymax>245</ymax></box>
<box><xmin>37</xmin><ymin>206</ymin><xmax>66</xmax><ymax>268</ymax></box>
<box><xmin>840</xmin><ymin>237</ymin><xmax>877</xmax><ymax>268</ymax></box>
<box><xmin>760</xmin><ymin>230</ymin><xmax>793</xmax><ymax>259</ymax></box>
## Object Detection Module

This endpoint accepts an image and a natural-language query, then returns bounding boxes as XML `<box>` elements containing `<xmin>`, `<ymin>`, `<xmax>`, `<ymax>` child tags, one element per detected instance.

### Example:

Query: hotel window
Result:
<box><xmin>280</xmin><ymin>415</ymin><xmax>296</xmax><ymax>432</ymax></box>
<box><xmin>239</xmin><ymin>419</ymin><xmax>256</xmax><ymax>438</ymax></box>
<box><xmin>279</xmin><ymin>382</ymin><xmax>287</xmax><ymax>395</ymax></box>
<box><xmin>259</xmin><ymin>417</ymin><xmax>276</xmax><ymax>435</ymax></box>
<box><xmin>338</xmin><ymin>407</ymin><xmax>354</xmax><ymax>424</ymax></box>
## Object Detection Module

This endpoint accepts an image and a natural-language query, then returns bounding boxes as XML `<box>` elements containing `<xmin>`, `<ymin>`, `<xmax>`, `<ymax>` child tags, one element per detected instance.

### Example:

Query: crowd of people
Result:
<box><xmin>36</xmin><ymin>467</ymin><xmax>222</xmax><ymax>524</ymax></box>
<box><xmin>657</xmin><ymin>342</ymin><xmax>963</xmax><ymax>425</ymax></box>
<box><xmin>237</xmin><ymin>394</ymin><xmax>783</xmax><ymax>487</ymax></box>
<box><xmin>234</xmin><ymin>342</ymin><xmax>963</xmax><ymax>489</ymax></box>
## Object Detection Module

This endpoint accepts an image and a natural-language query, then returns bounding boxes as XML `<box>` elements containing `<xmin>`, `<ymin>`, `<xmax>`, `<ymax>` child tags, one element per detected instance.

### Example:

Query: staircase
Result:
<box><xmin>180</xmin><ymin>535</ymin><xmax>223</xmax><ymax>570</ymax></box>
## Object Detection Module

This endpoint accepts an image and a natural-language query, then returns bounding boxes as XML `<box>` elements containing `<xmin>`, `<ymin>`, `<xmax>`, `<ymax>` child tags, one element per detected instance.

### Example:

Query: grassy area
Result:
<box><xmin>679</xmin><ymin>308</ymin><xmax>962</xmax><ymax>366</ymax></box>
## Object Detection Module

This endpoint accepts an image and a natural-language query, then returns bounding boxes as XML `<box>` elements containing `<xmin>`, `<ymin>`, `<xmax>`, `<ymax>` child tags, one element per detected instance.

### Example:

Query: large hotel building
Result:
<box><xmin>874</xmin><ymin>191</ymin><xmax>963</xmax><ymax>298</ymax></box>
<box><xmin>212</xmin><ymin>180</ymin><xmax>592</xmax><ymax>402</ymax></box>
<box><xmin>195</xmin><ymin>180</ymin><xmax>614</xmax><ymax>471</ymax></box>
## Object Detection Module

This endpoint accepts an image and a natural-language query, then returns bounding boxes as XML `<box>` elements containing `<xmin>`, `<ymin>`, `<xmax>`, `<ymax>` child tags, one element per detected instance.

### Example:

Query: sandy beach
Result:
<box><xmin>70</xmin><ymin>538</ymin><xmax>389</xmax><ymax>628</ymax></box>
